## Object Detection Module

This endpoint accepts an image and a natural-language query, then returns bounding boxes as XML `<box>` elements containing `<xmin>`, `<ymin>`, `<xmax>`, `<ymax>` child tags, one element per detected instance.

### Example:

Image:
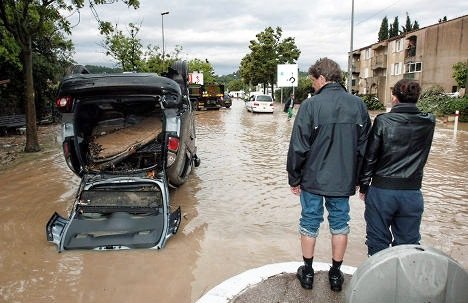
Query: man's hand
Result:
<box><xmin>359</xmin><ymin>192</ymin><xmax>366</xmax><ymax>201</ymax></box>
<box><xmin>290</xmin><ymin>185</ymin><xmax>301</xmax><ymax>196</ymax></box>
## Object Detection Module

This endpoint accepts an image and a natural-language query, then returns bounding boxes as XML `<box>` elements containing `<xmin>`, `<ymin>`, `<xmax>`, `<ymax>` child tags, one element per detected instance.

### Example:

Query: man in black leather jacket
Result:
<box><xmin>359</xmin><ymin>79</ymin><xmax>435</xmax><ymax>256</ymax></box>
<box><xmin>287</xmin><ymin>58</ymin><xmax>371</xmax><ymax>291</ymax></box>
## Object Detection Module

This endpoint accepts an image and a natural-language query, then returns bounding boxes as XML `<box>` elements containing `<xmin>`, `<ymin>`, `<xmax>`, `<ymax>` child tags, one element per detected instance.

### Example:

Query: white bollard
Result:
<box><xmin>454</xmin><ymin>110</ymin><xmax>459</xmax><ymax>134</ymax></box>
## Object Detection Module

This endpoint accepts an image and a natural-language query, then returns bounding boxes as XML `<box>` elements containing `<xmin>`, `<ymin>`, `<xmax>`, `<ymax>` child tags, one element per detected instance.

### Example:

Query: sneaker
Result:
<box><xmin>328</xmin><ymin>268</ymin><xmax>344</xmax><ymax>291</ymax></box>
<box><xmin>296</xmin><ymin>265</ymin><xmax>314</xmax><ymax>289</ymax></box>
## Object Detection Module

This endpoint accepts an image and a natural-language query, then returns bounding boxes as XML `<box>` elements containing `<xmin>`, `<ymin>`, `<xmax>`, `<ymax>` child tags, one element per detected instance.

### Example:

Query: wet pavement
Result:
<box><xmin>0</xmin><ymin>98</ymin><xmax>466</xmax><ymax>302</ymax></box>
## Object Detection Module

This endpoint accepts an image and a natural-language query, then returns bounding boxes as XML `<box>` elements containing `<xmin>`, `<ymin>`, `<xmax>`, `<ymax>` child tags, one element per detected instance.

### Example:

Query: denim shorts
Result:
<box><xmin>299</xmin><ymin>190</ymin><xmax>350</xmax><ymax>238</ymax></box>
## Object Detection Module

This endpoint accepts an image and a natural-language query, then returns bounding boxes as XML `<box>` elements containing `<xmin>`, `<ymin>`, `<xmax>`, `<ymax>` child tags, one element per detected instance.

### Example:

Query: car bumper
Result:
<box><xmin>252</xmin><ymin>107</ymin><xmax>274</xmax><ymax>113</ymax></box>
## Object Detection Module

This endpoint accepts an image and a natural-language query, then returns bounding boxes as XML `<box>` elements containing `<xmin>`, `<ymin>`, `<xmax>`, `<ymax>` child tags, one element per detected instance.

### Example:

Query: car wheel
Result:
<box><xmin>170</xmin><ymin>61</ymin><xmax>189</xmax><ymax>94</ymax></box>
<box><xmin>171</xmin><ymin>61</ymin><xmax>188</xmax><ymax>83</ymax></box>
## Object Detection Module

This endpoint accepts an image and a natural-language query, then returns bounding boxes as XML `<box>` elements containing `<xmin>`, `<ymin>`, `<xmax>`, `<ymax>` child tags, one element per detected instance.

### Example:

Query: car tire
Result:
<box><xmin>171</xmin><ymin>61</ymin><xmax>188</xmax><ymax>91</ymax></box>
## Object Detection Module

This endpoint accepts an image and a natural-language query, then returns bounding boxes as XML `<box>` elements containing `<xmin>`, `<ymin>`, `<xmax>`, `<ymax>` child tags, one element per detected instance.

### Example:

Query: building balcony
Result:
<box><xmin>371</xmin><ymin>54</ymin><xmax>387</xmax><ymax>70</ymax></box>
<box><xmin>351</xmin><ymin>64</ymin><xmax>360</xmax><ymax>74</ymax></box>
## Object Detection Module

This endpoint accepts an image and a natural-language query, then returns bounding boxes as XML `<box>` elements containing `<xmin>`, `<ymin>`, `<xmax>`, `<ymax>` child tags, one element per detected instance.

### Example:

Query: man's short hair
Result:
<box><xmin>392</xmin><ymin>79</ymin><xmax>421</xmax><ymax>103</ymax></box>
<box><xmin>308</xmin><ymin>57</ymin><xmax>342</xmax><ymax>82</ymax></box>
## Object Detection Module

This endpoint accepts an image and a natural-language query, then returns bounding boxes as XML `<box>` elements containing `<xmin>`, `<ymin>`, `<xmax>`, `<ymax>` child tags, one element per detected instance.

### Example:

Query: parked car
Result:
<box><xmin>245</xmin><ymin>94</ymin><xmax>274</xmax><ymax>113</ymax></box>
<box><xmin>223</xmin><ymin>93</ymin><xmax>232</xmax><ymax>108</ymax></box>
<box><xmin>46</xmin><ymin>61</ymin><xmax>200</xmax><ymax>251</ymax></box>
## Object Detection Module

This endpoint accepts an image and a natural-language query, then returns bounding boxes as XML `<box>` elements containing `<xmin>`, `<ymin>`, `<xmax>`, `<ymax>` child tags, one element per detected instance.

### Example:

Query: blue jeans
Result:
<box><xmin>365</xmin><ymin>186</ymin><xmax>424</xmax><ymax>256</ymax></box>
<box><xmin>299</xmin><ymin>190</ymin><xmax>350</xmax><ymax>238</ymax></box>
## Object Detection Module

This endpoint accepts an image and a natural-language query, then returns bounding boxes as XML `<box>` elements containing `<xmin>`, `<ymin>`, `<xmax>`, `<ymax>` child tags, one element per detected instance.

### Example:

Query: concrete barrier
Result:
<box><xmin>346</xmin><ymin>245</ymin><xmax>468</xmax><ymax>303</ymax></box>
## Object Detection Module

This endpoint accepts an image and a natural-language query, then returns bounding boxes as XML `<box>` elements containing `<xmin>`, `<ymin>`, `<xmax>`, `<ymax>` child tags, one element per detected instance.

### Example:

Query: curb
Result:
<box><xmin>196</xmin><ymin>261</ymin><xmax>357</xmax><ymax>303</ymax></box>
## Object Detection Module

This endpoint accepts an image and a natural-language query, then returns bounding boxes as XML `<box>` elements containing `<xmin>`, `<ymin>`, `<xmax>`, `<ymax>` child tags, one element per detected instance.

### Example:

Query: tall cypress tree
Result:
<box><xmin>403</xmin><ymin>12</ymin><xmax>412</xmax><ymax>33</ymax></box>
<box><xmin>378</xmin><ymin>17</ymin><xmax>389</xmax><ymax>41</ymax></box>
<box><xmin>389</xmin><ymin>16</ymin><xmax>400</xmax><ymax>37</ymax></box>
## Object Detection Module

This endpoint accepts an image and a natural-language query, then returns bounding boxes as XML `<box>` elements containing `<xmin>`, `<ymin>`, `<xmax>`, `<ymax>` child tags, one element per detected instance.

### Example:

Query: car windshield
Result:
<box><xmin>256</xmin><ymin>95</ymin><xmax>272</xmax><ymax>102</ymax></box>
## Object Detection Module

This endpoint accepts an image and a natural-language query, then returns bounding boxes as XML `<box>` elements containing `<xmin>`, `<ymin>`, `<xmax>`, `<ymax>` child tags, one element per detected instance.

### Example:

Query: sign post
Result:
<box><xmin>277</xmin><ymin>64</ymin><xmax>298</xmax><ymax>103</ymax></box>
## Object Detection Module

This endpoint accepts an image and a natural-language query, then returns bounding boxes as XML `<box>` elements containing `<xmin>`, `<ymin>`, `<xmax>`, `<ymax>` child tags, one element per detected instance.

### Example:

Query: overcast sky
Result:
<box><xmin>68</xmin><ymin>0</ymin><xmax>468</xmax><ymax>75</ymax></box>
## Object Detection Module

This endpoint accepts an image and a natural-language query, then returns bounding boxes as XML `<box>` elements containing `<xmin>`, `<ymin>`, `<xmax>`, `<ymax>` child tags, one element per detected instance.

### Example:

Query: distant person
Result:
<box><xmin>358</xmin><ymin>79</ymin><xmax>435</xmax><ymax>256</ymax></box>
<box><xmin>287</xmin><ymin>95</ymin><xmax>295</xmax><ymax>120</ymax></box>
<box><xmin>284</xmin><ymin>94</ymin><xmax>294</xmax><ymax>113</ymax></box>
<box><xmin>287</xmin><ymin>57</ymin><xmax>371</xmax><ymax>291</ymax></box>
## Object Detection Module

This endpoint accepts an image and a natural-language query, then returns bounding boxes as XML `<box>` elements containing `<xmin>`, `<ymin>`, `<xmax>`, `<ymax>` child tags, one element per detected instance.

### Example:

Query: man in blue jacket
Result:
<box><xmin>287</xmin><ymin>57</ymin><xmax>371</xmax><ymax>291</ymax></box>
<box><xmin>359</xmin><ymin>79</ymin><xmax>435</xmax><ymax>256</ymax></box>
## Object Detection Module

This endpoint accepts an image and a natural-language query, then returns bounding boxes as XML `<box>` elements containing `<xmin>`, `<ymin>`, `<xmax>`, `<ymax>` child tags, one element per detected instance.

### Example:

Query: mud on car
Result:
<box><xmin>47</xmin><ymin>61</ymin><xmax>200</xmax><ymax>251</ymax></box>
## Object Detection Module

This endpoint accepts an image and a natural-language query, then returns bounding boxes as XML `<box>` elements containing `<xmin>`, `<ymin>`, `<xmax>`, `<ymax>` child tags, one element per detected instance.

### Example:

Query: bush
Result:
<box><xmin>418</xmin><ymin>86</ymin><xmax>468</xmax><ymax>122</ymax></box>
<box><xmin>359</xmin><ymin>94</ymin><xmax>385</xmax><ymax>110</ymax></box>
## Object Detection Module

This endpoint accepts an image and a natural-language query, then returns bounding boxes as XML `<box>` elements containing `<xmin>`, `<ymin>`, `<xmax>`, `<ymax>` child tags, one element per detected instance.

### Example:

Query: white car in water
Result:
<box><xmin>245</xmin><ymin>94</ymin><xmax>274</xmax><ymax>113</ymax></box>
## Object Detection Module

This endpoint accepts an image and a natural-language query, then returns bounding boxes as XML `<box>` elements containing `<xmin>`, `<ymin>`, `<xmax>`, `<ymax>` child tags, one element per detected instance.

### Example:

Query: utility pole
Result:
<box><xmin>347</xmin><ymin>0</ymin><xmax>354</xmax><ymax>93</ymax></box>
<box><xmin>161</xmin><ymin>11</ymin><xmax>169</xmax><ymax>72</ymax></box>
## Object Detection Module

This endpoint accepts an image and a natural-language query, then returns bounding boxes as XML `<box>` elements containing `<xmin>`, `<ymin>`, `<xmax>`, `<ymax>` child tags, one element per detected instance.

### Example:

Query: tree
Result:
<box><xmin>452</xmin><ymin>61</ymin><xmax>467</xmax><ymax>88</ymax></box>
<box><xmin>227</xmin><ymin>79</ymin><xmax>245</xmax><ymax>92</ymax></box>
<box><xmin>413</xmin><ymin>20</ymin><xmax>420</xmax><ymax>30</ymax></box>
<box><xmin>0</xmin><ymin>0</ymin><xmax>139</xmax><ymax>152</ymax></box>
<box><xmin>239</xmin><ymin>26</ymin><xmax>300</xmax><ymax>97</ymax></box>
<box><xmin>378</xmin><ymin>17</ymin><xmax>389</xmax><ymax>42</ymax></box>
<box><xmin>142</xmin><ymin>44</ymin><xmax>182</xmax><ymax>74</ymax></box>
<box><xmin>389</xmin><ymin>16</ymin><xmax>400</xmax><ymax>38</ymax></box>
<box><xmin>402</xmin><ymin>12</ymin><xmax>412</xmax><ymax>33</ymax></box>
<box><xmin>101</xmin><ymin>22</ymin><xmax>144</xmax><ymax>71</ymax></box>
<box><xmin>188</xmin><ymin>58</ymin><xmax>216</xmax><ymax>84</ymax></box>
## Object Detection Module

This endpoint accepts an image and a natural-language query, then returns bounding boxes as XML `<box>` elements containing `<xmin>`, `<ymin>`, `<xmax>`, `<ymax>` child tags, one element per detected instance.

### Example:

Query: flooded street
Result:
<box><xmin>0</xmin><ymin>98</ymin><xmax>466</xmax><ymax>302</ymax></box>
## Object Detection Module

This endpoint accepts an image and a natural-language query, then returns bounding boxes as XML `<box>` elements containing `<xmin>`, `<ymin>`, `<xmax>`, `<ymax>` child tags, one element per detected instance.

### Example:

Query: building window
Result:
<box><xmin>406</xmin><ymin>62</ymin><xmax>422</xmax><ymax>73</ymax></box>
<box><xmin>392</xmin><ymin>63</ymin><xmax>403</xmax><ymax>75</ymax></box>
<box><xmin>395</xmin><ymin>39</ymin><xmax>403</xmax><ymax>52</ymax></box>
<box><xmin>393</xmin><ymin>63</ymin><xmax>400</xmax><ymax>75</ymax></box>
<box><xmin>365</xmin><ymin>49</ymin><xmax>372</xmax><ymax>59</ymax></box>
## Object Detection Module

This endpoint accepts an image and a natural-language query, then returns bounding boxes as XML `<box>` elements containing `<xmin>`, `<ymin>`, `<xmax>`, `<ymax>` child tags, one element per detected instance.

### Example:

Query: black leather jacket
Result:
<box><xmin>287</xmin><ymin>83</ymin><xmax>371</xmax><ymax>196</ymax></box>
<box><xmin>359</xmin><ymin>103</ymin><xmax>435</xmax><ymax>193</ymax></box>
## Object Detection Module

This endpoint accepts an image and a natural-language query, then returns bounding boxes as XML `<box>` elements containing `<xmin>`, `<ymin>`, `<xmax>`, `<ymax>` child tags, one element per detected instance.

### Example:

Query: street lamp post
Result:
<box><xmin>347</xmin><ymin>0</ymin><xmax>354</xmax><ymax>93</ymax></box>
<box><xmin>161</xmin><ymin>11</ymin><xmax>169</xmax><ymax>72</ymax></box>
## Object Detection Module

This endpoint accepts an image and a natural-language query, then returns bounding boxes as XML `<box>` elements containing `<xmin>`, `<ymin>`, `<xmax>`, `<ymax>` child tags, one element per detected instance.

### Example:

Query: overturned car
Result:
<box><xmin>47</xmin><ymin>62</ymin><xmax>200</xmax><ymax>251</ymax></box>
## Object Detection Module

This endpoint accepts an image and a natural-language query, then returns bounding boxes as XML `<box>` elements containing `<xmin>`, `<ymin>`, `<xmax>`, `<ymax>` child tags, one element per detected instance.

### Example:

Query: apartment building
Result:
<box><xmin>350</xmin><ymin>15</ymin><xmax>468</xmax><ymax>106</ymax></box>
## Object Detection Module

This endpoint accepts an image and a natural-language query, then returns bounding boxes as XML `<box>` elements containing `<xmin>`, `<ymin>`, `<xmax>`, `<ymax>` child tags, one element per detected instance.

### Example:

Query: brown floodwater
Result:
<box><xmin>0</xmin><ymin>98</ymin><xmax>466</xmax><ymax>302</ymax></box>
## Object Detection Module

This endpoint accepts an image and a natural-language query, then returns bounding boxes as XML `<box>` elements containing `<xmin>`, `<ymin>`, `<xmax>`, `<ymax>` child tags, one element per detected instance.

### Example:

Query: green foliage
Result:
<box><xmin>402</xmin><ymin>12</ymin><xmax>413</xmax><ymax>33</ymax></box>
<box><xmin>0</xmin><ymin>6</ymin><xmax>74</xmax><ymax>116</ymax></box>
<box><xmin>239</xmin><ymin>26</ymin><xmax>301</xmax><ymax>97</ymax></box>
<box><xmin>389</xmin><ymin>16</ymin><xmax>399</xmax><ymax>38</ymax></box>
<box><xmin>143</xmin><ymin>44</ymin><xmax>183</xmax><ymax>74</ymax></box>
<box><xmin>378</xmin><ymin>17</ymin><xmax>389</xmax><ymax>42</ymax></box>
<box><xmin>188</xmin><ymin>58</ymin><xmax>216</xmax><ymax>84</ymax></box>
<box><xmin>0</xmin><ymin>0</ymin><xmax>139</xmax><ymax>150</ymax></box>
<box><xmin>101</xmin><ymin>22</ymin><xmax>144</xmax><ymax>71</ymax></box>
<box><xmin>0</xmin><ymin>28</ymin><xmax>21</xmax><ymax>69</ymax></box>
<box><xmin>418</xmin><ymin>86</ymin><xmax>468</xmax><ymax>122</ymax></box>
<box><xmin>216</xmin><ymin>71</ymin><xmax>239</xmax><ymax>84</ymax></box>
<box><xmin>227</xmin><ymin>79</ymin><xmax>245</xmax><ymax>92</ymax></box>
<box><xmin>85</xmin><ymin>65</ymin><xmax>123</xmax><ymax>73</ymax></box>
<box><xmin>359</xmin><ymin>94</ymin><xmax>385</xmax><ymax>110</ymax></box>
<box><xmin>452</xmin><ymin>61</ymin><xmax>467</xmax><ymax>88</ymax></box>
